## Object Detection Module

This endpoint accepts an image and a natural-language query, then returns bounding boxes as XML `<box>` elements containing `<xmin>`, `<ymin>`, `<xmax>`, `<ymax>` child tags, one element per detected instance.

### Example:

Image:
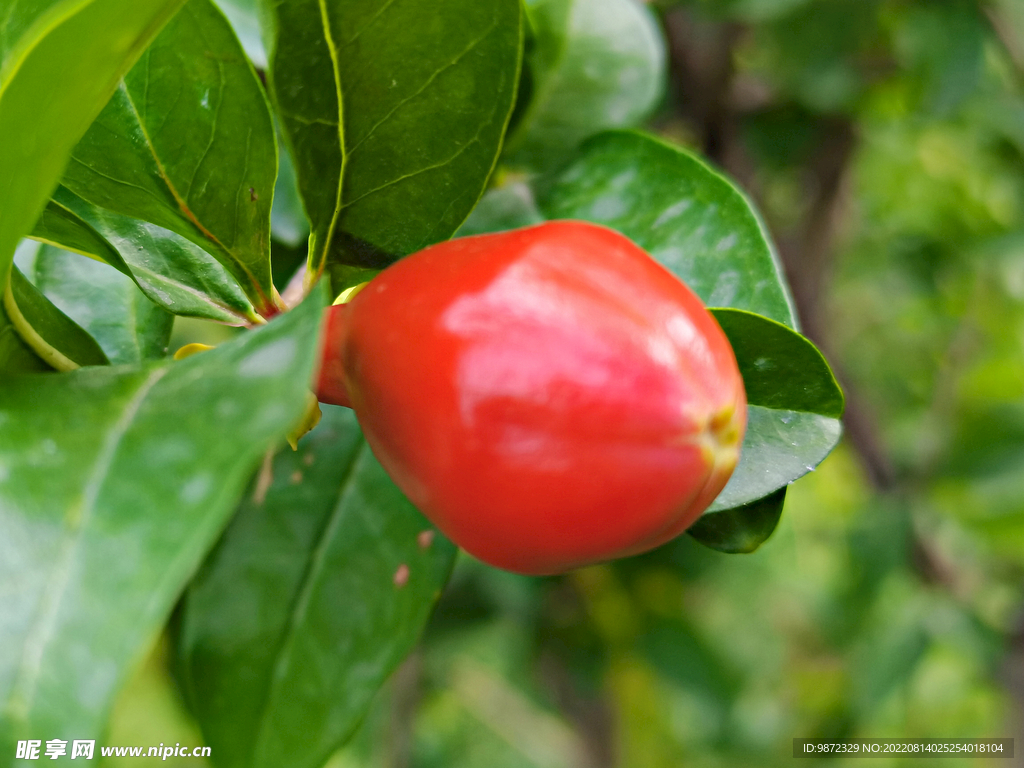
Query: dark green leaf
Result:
<box><xmin>456</xmin><ymin>180</ymin><xmax>545</xmax><ymax>237</ymax></box>
<box><xmin>0</xmin><ymin>0</ymin><xmax>188</xmax><ymax>282</ymax></box>
<box><xmin>0</xmin><ymin>244</ymin><xmax>52</xmax><ymax>376</ymax></box>
<box><xmin>270</xmin><ymin>136</ymin><xmax>309</xmax><ymax>248</ymax></box>
<box><xmin>324</xmin><ymin>265</ymin><xmax>382</xmax><ymax>298</ymax></box>
<box><xmin>0</xmin><ymin>288</ymin><xmax>325</xmax><ymax>753</ymax></box>
<box><xmin>688</xmin><ymin>487</ymin><xmax>786</xmax><ymax>553</ymax></box>
<box><xmin>539</xmin><ymin>130</ymin><xmax>797</xmax><ymax>326</ymax></box>
<box><xmin>177</xmin><ymin>405</ymin><xmax>456</xmax><ymax>768</ymax></box>
<box><xmin>711</xmin><ymin>308</ymin><xmax>844</xmax><ymax>418</ymax></box>
<box><xmin>3</xmin><ymin>266</ymin><xmax>109</xmax><ymax>369</ymax></box>
<box><xmin>0</xmin><ymin>302</ymin><xmax>50</xmax><ymax>375</ymax></box>
<box><xmin>270</xmin><ymin>240</ymin><xmax>310</xmax><ymax>296</ymax></box>
<box><xmin>504</xmin><ymin>0</ymin><xmax>665</xmax><ymax>170</ymax></box>
<box><xmin>62</xmin><ymin>0</ymin><xmax>279</xmax><ymax>315</ymax></box>
<box><xmin>32</xmin><ymin>245</ymin><xmax>173</xmax><ymax>364</ymax></box>
<box><xmin>263</xmin><ymin>0</ymin><xmax>523</xmax><ymax>277</ymax></box>
<box><xmin>33</xmin><ymin>187</ymin><xmax>257</xmax><ymax>325</ymax></box>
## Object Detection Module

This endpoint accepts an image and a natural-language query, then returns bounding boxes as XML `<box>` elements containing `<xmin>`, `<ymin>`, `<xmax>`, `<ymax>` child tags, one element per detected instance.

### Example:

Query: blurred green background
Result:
<box><xmin>112</xmin><ymin>0</ymin><xmax>1024</xmax><ymax>765</ymax></box>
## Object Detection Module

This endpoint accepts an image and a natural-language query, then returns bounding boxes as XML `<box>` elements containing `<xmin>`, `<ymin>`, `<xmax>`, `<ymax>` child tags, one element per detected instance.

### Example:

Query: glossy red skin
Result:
<box><xmin>317</xmin><ymin>221</ymin><xmax>746</xmax><ymax>575</ymax></box>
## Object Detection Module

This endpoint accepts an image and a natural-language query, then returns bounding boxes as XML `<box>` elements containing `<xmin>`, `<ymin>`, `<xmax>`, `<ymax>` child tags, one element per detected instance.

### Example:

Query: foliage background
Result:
<box><xmin>60</xmin><ymin>0</ymin><xmax>1024</xmax><ymax>764</ymax></box>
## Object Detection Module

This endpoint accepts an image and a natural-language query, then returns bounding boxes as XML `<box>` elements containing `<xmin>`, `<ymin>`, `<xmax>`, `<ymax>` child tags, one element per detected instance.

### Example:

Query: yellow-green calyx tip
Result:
<box><xmin>333</xmin><ymin>282</ymin><xmax>369</xmax><ymax>306</ymax></box>
<box><xmin>174</xmin><ymin>343</ymin><xmax>215</xmax><ymax>360</ymax></box>
<box><xmin>287</xmin><ymin>391</ymin><xmax>323</xmax><ymax>450</ymax></box>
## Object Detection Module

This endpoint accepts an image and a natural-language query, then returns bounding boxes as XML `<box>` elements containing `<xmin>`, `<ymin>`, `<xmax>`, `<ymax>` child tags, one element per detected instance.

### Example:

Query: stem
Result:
<box><xmin>2</xmin><ymin>269</ymin><xmax>77</xmax><ymax>372</ymax></box>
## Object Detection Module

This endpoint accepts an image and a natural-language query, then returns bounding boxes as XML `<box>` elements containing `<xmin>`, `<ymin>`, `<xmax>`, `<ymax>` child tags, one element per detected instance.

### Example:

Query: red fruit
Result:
<box><xmin>316</xmin><ymin>221</ymin><xmax>746</xmax><ymax>575</ymax></box>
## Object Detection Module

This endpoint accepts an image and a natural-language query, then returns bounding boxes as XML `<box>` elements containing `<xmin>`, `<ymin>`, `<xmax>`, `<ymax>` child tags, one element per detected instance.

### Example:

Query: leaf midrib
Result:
<box><xmin>248</xmin><ymin>439</ymin><xmax>367</xmax><ymax>765</ymax></box>
<box><xmin>311</xmin><ymin>0</ymin><xmax>347</xmax><ymax>278</ymax></box>
<box><xmin>112</xmin><ymin>67</ymin><xmax>270</xmax><ymax>311</ymax></box>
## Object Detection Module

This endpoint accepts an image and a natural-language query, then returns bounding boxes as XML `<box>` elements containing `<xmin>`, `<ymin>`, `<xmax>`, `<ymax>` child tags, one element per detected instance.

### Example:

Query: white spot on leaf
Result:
<box><xmin>180</xmin><ymin>474</ymin><xmax>212</xmax><ymax>504</ymax></box>
<box><xmin>716</xmin><ymin>233</ymin><xmax>738</xmax><ymax>252</ymax></box>
<box><xmin>652</xmin><ymin>200</ymin><xmax>693</xmax><ymax>228</ymax></box>
<box><xmin>238</xmin><ymin>338</ymin><xmax>297</xmax><ymax>378</ymax></box>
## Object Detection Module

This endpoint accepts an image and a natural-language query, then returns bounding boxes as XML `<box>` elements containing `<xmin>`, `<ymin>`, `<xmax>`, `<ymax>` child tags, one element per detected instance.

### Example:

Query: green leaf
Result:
<box><xmin>177</xmin><ymin>405</ymin><xmax>456</xmax><ymax>768</ymax></box>
<box><xmin>504</xmin><ymin>0</ymin><xmax>665</xmax><ymax>170</ymax></box>
<box><xmin>3</xmin><ymin>266</ymin><xmax>109</xmax><ymax>370</ymax></box>
<box><xmin>538</xmin><ymin>130</ymin><xmax>797</xmax><ymax>326</ymax></box>
<box><xmin>31</xmin><ymin>245</ymin><xmax>173</xmax><ymax>364</ymax></box>
<box><xmin>706</xmin><ymin>309</ymin><xmax>843</xmax><ymax>512</ymax></box>
<box><xmin>711</xmin><ymin>308</ymin><xmax>844</xmax><ymax>418</ymax></box>
<box><xmin>30</xmin><ymin>196</ymin><xmax>129</xmax><ymax>274</ymax></box>
<box><xmin>262</xmin><ymin>0</ymin><xmax>523</xmax><ymax>277</ymax></box>
<box><xmin>61</xmin><ymin>0</ymin><xmax>279</xmax><ymax>315</ymax></box>
<box><xmin>33</xmin><ymin>187</ymin><xmax>258</xmax><ymax>324</ymax></box>
<box><xmin>0</xmin><ymin>0</ymin><xmax>188</xmax><ymax>283</ymax></box>
<box><xmin>713</xmin><ymin>407</ymin><xmax>841</xmax><ymax>512</ymax></box>
<box><xmin>0</xmin><ymin>288</ymin><xmax>325</xmax><ymax>754</ymax></box>
<box><xmin>687</xmin><ymin>488</ymin><xmax>786</xmax><ymax>553</ymax></box>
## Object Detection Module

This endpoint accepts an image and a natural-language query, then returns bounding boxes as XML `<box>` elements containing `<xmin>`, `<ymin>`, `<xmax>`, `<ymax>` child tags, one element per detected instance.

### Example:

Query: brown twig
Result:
<box><xmin>661</xmin><ymin>9</ymin><xmax>744</xmax><ymax>164</ymax></box>
<box><xmin>537</xmin><ymin>649</ymin><xmax>617</xmax><ymax>768</ymax></box>
<box><xmin>386</xmin><ymin>652</ymin><xmax>423</xmax><ymax>768</ymax></box>
<box><xmin>982</xmin><ymin>2</ymin><xmax>1024</xmax><ymax>82</ymax></box>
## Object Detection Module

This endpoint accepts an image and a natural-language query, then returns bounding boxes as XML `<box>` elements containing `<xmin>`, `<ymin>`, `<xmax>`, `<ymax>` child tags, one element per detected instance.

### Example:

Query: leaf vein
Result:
<box><xmin>343</xmin><ymin>131</ymin><xmax>487</xmax><ymax>209</ymax></box>
<box><xmin>340</xmin><ymin>0</ymin><xmax>399</xmax><ymax>50</ymax></box>
<box><xmin>346</xmin><ymin>21</ymin><xmax>500</xmax><ymax>158</ymax></box>
<box><xmin>184</xmin><ymin>62</ymin><xmax>225</xmax><ymax>202</ymax></box>
<box><xmin>280</xmin><ymin>111</ymin><xmax>338</xmax><ymax>128</ymax></box>
<box><xmin>67</xmin><ymin>155</ymin><xmax>167</xmax><ymax>206</ymax></box>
